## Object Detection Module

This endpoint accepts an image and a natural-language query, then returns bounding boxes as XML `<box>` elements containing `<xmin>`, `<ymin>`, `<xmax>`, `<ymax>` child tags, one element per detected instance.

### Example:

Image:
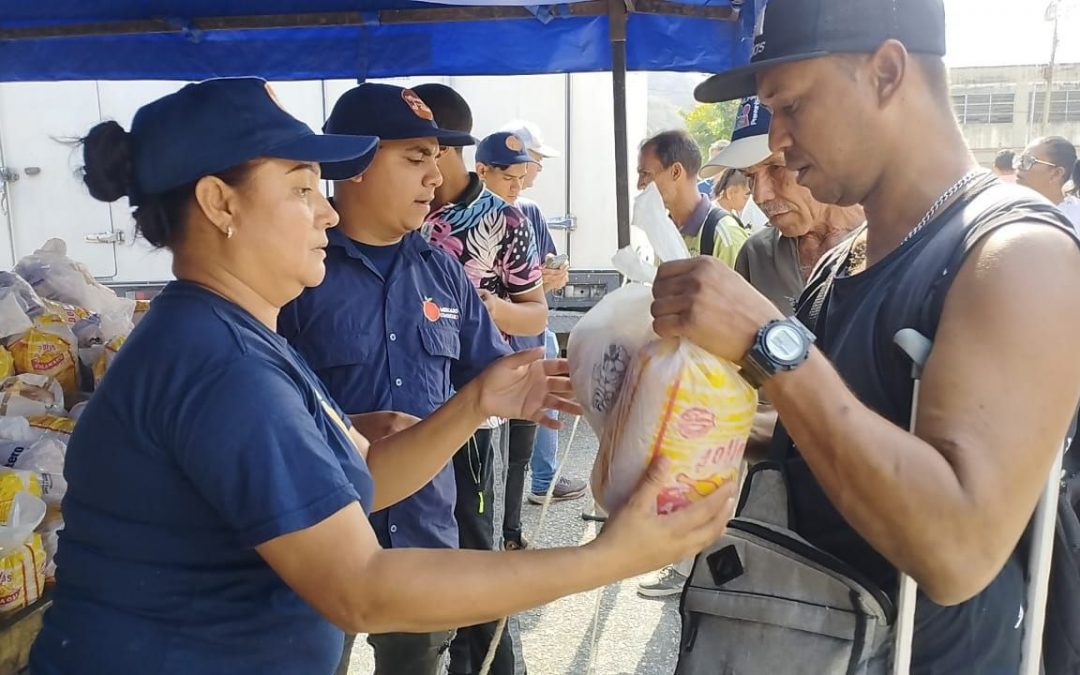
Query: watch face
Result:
<box><xmin>764</xmin><ymin>324</ymin><xmax>806</xmax><ymax>363</ymax></box>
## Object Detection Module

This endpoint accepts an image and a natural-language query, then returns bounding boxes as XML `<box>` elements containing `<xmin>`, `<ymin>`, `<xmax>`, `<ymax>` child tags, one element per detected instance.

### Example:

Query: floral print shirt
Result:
<box><xmin>423</xmin><ymin>174</ymin><xmax>543</xmax><ymax>301</ymax></box>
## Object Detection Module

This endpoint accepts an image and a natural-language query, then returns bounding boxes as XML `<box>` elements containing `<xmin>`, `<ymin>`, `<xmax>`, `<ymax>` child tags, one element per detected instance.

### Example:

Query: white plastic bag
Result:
<box><xmin>15</xmin><ymin>239</ymin><xmax>135</xmax><ymax>339</ymax></box>
<box><xmin>568</xmin><ymin>185</ymin><xmax>757</xmax><ymax>514</ymax></box>
<box><xmin>0</xmin><ymin>374</ymin><xmax>66</xmax><ymax>417</ymax></box>
<box><xmin>0</xmin><ymin>437</ymin><xmax>67</xmax><ymax>506</ymax></box>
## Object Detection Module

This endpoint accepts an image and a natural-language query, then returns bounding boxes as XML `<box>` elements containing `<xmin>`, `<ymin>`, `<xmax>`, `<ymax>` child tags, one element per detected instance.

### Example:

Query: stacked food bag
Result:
<box><xmin>0</xmin><ymin>239</ymin><xmax>143</xmax><ymax>605</ymax></box>
<box><xmin>568</xmin><ymin>186</ymin><xmax>757</xmax><ymax>515</ymax></box>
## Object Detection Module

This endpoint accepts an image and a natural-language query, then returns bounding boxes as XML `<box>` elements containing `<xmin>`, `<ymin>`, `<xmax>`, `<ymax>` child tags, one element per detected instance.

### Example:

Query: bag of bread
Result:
<box><xmin>7</xmin><ymin>312</ymin><xmax>80</xmax><ymax>401</ymax></box>
<box><xmin>0</xmin><ymin>491</ymin><xmax>47</xmax><ymax>614</ymax></box>
<box><xmin>569</xmin><ymin>185</ymin><xmax>756</xmax><ymax>514</ymax></box>
<box><xmin>0</xmin><ymin>374</ymin><xmax>66</xmax><ymax>417</ymax></box>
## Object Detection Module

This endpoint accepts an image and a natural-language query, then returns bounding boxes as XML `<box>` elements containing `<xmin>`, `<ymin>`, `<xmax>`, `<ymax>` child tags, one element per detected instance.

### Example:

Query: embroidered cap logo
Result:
<box><xmin>402</xmin><ymin>89</ymin><xmax>434</xmax><ymax>121</ymax></box>
<box><xmin>505</xmin><ymin>134</ymin><xmax>525</xmax><ymax>153</ymax></box>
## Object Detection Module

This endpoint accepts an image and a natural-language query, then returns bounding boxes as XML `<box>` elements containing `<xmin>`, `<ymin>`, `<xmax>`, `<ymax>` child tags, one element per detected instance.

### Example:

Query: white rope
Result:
<box><xmin>478</xmin><ymin>415</ymin><xmax>583</xmax><ymax>675</ymax></box>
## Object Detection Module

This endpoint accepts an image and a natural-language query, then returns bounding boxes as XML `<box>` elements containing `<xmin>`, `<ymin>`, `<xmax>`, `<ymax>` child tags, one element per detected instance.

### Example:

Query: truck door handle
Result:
<box><xmin>85</xmin><ymin>231</ymin><xmax>125</xmax><ymax>244</ymax></box>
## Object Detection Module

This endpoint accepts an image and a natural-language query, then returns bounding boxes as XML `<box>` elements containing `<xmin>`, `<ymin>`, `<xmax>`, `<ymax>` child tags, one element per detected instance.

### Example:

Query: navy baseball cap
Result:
<box><xmin>323</xmin><ymin>83</ymin><xmax>477</xmax><ymax>180</ymax></box>
<box><xmin>128</xmin><ymin>78</ymin><xmax>378</xmax><ymax>205</ymax></box>
<box><xmin>695</xmin><ymin>0</ymin><xmax>947</xmax><ymax>103</ymax></box>
<box><xmin>475</xmin><ymin>132</ymin><xmax>535</xmax><ymax>167</ymax></box>
<box><xmin>700</xmin><ymin>97</ymin><xmax>773</xmax><ymax>173</ymax></box>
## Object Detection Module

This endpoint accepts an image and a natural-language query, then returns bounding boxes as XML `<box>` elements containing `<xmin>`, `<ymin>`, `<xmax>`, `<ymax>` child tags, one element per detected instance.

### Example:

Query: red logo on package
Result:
<box><xmin>677</xmin><ymin>407</ymin><xmax>716</xmax><ymax>439</ymax></box>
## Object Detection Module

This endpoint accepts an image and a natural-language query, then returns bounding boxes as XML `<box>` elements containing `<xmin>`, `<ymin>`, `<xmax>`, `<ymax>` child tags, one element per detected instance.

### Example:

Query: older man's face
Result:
<box><xmin>743</xmin><ymin>152</ymin><xmax>819</xmax><ymax>238</ymax></box>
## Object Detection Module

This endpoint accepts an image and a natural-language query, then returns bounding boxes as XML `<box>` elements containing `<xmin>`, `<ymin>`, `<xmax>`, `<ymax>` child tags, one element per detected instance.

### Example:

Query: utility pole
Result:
<box><xmin>1042</xmin><ymin>0</ymin><xmax>1060</xmax><ymax>135</ymax></box>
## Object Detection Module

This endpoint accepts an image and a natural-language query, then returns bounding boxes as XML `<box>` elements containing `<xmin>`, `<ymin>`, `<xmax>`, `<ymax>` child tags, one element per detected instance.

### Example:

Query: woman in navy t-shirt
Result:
<box><xmin>29</xmin><ymin>79</ymin><xmax>736</xmax><ymax>675</ymax></box>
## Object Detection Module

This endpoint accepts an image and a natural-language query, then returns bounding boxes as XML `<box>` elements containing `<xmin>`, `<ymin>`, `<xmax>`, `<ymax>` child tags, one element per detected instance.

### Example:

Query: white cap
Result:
<box><xmin>699</xmin><ymin>97</ymin><xmax>773</xmax><ymax>178</ymax></box>
<box><xmin>500</xmin><ymin>120</ymin><xmax>561</xmax><ymax>158</ymax></box>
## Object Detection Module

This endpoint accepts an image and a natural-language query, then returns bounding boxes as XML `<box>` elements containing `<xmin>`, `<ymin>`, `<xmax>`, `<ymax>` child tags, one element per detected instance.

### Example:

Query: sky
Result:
<box><xmin>945</xmin><ymin>0</ymin><xmax>1080</xmax><ymax>68</ymax></box>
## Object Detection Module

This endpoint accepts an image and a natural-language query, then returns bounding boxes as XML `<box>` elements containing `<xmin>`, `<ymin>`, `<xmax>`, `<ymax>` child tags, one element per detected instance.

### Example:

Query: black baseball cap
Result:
<box><xmin>322</xmin><ymin>83</ymin><xmax>477</xmax><ymax>180</ymax></box>
<box><xmin>129</xmin><ymin>78</ymin><xmax>378</xmax><ymax>205</ymax></box>
<box><xmin>695</xmin><ymin>0</ymin><xmax>947</xmax><ymax>103</ymax></box>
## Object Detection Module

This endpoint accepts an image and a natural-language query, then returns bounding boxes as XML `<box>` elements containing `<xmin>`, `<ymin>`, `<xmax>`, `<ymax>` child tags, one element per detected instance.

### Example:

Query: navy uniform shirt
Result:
<box><xmin>279</xmin><ymin>227</ymin><xmax>510</xmax><ymax>549</ymax></box>
<box><xmin>31</xmin><ymin>282</ymin><xmax>373</xmax><ymax>675</ymax></box>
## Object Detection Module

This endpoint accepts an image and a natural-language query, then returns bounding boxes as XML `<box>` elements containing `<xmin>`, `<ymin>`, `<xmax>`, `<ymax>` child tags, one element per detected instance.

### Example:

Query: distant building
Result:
<box><xmin>950</xmin><ymin>63</ymin><xmax>1080</xmax><ymax>165</ymax></box>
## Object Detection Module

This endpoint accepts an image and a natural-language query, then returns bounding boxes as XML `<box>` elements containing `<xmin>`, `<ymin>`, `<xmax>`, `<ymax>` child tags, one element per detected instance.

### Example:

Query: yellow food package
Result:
<box><xmin>40</xmin><ymin>299</ymin><xmax>93</xmax><ymax>327</ymax></box>
<box><xmin>26</xmin><ymin>414</ymin><xmax>75</xmax><ymax>439</ymax></box>
<box><xmin>0</xmin><ymin>532</ymin><xmax>46</xmax><ymax>614</ymax></box>
<box><xmin>9</xmin><ymin>313</ymin><xmax>79</xmax><ymax>402</ymax></box>
<box><xmin>92</xmin><ymin>335</ymin><xmax>125</xmax><ymax>388</ymax></box>
<box><xmin>0</xmin><ymin>468</ymin><xmax>42</xmax><ymax>523</ymax></box>
<box><xmin>591</xmin><ymin>338</ymin><xmax>757</xmax><ymax>514</ymax></box>
<box><xmin>0</xmin><ymin>346</ymin><xmax>12</xmax><ymax>379</ymax></box>
<box><xmin>133</xmin><ymin>299</ymin><xmax>152</xmax><ymax>326</ymax></box>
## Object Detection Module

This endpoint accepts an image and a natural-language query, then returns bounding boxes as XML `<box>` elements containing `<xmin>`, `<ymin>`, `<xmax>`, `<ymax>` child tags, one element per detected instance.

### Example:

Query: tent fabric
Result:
<box><xmin>0</xmin><ymin>0</ymin><xmax>754</xmax><ymax>81</ymax></box>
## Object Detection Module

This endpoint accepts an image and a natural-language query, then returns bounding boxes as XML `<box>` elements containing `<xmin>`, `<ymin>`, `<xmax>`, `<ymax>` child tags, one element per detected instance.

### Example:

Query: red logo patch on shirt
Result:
<box><xmin>402</xmin><ymin>89</ymin><xmax>434</xmax><ymax>121</ymax></box>
<box><xmin>505</xmin><ymin>134</ymin><xmax>524</xmax><ymax>152</ymax></box>
<box><xmin>422</xmin><ymin>298</ymin><xmax>441</xmax><ymax>322</ymax></box>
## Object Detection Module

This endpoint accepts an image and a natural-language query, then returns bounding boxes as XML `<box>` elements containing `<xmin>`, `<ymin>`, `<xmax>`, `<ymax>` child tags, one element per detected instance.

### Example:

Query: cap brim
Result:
<box><xmin>703</xmin><ymin>135</ymin><xmax>773</xmax><ymax>172</ymax></box>
<box><xmin>268</xmin><ymin>132</ymin><xmax>380</xmax><ymax>181</ymax></box>
<box><xmin>532</xmin><ymin>144</ymin><xmax>561</xmax><ymax>158</ymax></box>
<box><xmin>695</xmin><ymin>51</ymin><xmax>830</xmax><ymax>103</ymax></box>
<box><xmin>431</xmin><ymin>129</ymin><xmax>478</xmax><ymax>147</ymax></box>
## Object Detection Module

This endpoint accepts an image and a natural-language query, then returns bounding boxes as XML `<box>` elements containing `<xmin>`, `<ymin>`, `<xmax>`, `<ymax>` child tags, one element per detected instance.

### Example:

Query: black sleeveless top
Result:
<box><xmin>776</xmin><ymin>175</ymin><xmax>1079</xmax><ymax>672</ymax></box>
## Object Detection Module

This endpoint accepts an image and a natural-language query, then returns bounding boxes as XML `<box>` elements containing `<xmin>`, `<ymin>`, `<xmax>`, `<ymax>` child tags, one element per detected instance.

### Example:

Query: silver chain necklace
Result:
<box><xmin>899</xmin><ymin>170</ymin><xmax>983</xmax><ymax>246</ymax></box>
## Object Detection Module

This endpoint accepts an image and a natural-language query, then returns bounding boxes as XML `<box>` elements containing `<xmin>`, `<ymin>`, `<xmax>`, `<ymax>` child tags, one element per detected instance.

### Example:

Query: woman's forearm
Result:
<box><xmin>364</xmin><ymin>383</ymin><xmax>485</xmax><ymax>510</ymax></box>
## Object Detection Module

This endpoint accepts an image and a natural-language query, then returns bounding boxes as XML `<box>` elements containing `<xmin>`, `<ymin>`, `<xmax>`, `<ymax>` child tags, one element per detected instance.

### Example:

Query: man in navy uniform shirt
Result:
<box><xmin>278</xmin><ymin>83</ymin><xmax>510</xmax><ymax>675</ymax></box>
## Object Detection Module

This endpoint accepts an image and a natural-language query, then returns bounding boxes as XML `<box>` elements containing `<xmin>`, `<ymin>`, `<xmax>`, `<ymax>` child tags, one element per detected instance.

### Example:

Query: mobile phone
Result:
<box><xmin>545</xmin><ymin>253</ymin><xmax>569</xmax><ymax>269</ymax></box>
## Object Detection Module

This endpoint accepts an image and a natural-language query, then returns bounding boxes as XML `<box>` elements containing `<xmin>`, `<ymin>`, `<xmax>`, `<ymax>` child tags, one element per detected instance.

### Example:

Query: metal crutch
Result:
<box><xmin>892</xmin><ymin>328</ymin><xmax>933</xmax><ymax>675</ymax></box>
<box><xmin>894</xmin><ymin>329</ymin><xmax>1063</xmax><ymax>675</ymax></box>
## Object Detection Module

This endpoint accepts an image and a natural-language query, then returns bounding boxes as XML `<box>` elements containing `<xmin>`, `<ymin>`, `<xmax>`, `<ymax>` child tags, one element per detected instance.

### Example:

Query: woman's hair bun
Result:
<box><xmin>82</xmin><ymin>121</ymin><xmax>134</xmax><ymax>203</ymax></box>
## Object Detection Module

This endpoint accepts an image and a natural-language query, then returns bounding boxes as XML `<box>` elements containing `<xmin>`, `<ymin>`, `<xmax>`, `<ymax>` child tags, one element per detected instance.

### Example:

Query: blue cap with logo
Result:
<box><xmin>700</xmin><ymin>97</ymin><xmax>773</xmax><ymax>173</ymax></box>
<box><xmin>128</xmin><ymin>77</ymin><xmax>378</xmax><ymax>205</ymax></box>
<box><xmin>475</xmin><ymin>132</ymin><xmax>536</xmax><ymax>167</ymax></box>
<box><xmin>322</xmin><ymin>83</ymin><xmax>477</xmax><ymax>180</ymax></box>
<box><xmin>695</xmin><ymin>0</ymin><xmax>947</xmax><ymax>103</ymax></box>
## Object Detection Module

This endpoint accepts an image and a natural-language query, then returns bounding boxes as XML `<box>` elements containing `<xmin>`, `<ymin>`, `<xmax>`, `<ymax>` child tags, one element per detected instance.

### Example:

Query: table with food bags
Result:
<box><xmin>0</xmin><ymin>239</ymin><xmax>147</xmax><ymax>673</ymax></box>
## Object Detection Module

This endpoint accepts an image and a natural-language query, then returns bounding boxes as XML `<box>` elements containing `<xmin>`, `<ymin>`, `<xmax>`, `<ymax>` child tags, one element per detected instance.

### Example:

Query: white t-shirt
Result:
<box><xmin>1058</xmin><ymin>195</ymin><xmax>1080</xmax><ymax>236</ymax></box>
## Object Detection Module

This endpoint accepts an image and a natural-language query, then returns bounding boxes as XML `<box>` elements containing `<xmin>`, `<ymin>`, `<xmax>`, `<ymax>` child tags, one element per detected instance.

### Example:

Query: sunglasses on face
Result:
<box><xmin>1014</xmin><ymin>154</ymin><xmax>1058</xmax><ymax>172</ymax></box>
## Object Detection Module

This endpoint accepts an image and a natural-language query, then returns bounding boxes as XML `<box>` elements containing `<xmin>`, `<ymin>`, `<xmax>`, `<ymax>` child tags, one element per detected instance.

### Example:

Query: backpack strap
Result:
<box><xmin>699</xmin><ymin>208</ymin><xmax>725</xmax><ymax>258</ymax></box>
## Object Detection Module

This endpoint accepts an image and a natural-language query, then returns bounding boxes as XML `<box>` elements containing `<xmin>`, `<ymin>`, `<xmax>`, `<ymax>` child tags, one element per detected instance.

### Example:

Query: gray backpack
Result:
<box><xmin>675</xmin><ymin>461</ymin><xmax>896</xmax><ymax>675</ymax></box>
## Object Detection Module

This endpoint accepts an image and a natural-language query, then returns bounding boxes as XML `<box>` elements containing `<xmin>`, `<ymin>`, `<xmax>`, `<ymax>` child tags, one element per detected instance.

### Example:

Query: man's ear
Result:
<box><xmin>671</xmin><ymin>162</ymin><xmax>685</xmax><ymax>182</ymax></box>
<box><xmin>868</xmin><ymin>39</ymin><xmax>908</xmax><ymax>107</ymax></box>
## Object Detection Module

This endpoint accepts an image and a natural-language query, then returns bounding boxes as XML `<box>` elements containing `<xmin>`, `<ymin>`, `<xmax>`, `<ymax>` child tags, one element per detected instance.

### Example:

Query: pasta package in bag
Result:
<box><xmin>0</xmin><ymin>347</ymin><xmax>12</xmax><ymax>379</ymax></box>
<box><xmin>7</xmin><ymin>313</ymin><xmax>80</xmax><ymax>401</ymax></box>
<box><xmin>92</xmin><ymin>335</ymin><xmax>126</xmax><ymax>388</ymax></box>
<box><xmin>591</xmin><ymin>339</ymin><xmax>757</xmax><ymax>514</ymax></box>
<box><xmin>0</xmin><ymin>471</ymin><xmax>42</xmax><ymax>530</ymax></box>
<box><xmin>569</xmin><ymin>185</ymin><xmax>756</xmax><ymax>514</ymax></box>
<box><xmin>0</xmin><ymin>492</ymin><xmax>47</xmax><ymax>614</ymax></box>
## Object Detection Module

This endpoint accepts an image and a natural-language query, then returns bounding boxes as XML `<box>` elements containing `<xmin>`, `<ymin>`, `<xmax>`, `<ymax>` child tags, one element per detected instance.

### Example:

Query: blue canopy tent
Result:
<box><xmin>0</xmin><ymin>0</ymin><xmax>756</xmax><ymax>247</ymax></box>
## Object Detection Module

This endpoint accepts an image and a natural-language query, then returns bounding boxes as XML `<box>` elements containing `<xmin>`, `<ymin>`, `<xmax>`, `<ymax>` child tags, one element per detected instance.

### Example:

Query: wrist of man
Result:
<box><xmin>738</xmin><ymin>317</ymin><xmax>816</xmax><ymax>389</ymax></box>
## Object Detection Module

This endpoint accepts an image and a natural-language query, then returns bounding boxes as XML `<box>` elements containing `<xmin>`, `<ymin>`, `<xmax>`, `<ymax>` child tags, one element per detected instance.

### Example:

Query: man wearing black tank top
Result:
<box><xmin>660</xmin><ymin>0</ymin><xmax>1080</xmax><ymax>671</ymax></box>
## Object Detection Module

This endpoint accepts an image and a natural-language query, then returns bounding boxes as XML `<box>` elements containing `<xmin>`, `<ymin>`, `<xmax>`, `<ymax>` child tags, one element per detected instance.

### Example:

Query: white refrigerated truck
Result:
<box><xmin>0</xmin><ymin>73</ymin><xmax>651</xmax><ymax>309</ymax></box>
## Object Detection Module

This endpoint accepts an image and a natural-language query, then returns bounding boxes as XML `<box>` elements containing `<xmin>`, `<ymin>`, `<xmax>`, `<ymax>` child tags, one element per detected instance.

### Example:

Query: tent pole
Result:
<box><xmin>609</xmin><ymin>0</ymin><xmax>631</xmax><ymax>250</ymax></box>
